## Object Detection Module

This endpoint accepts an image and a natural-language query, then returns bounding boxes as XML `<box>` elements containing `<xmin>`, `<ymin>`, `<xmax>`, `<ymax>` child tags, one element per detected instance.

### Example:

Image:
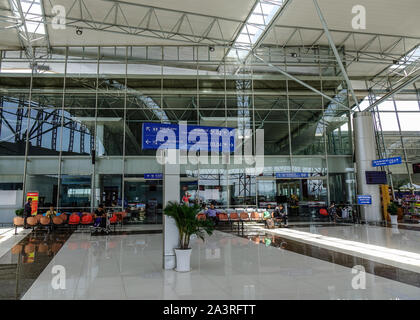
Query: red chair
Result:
<box><xmin>197</xmin><ymin>213</ymin><xmax>206</xmax><ymax>221</ymax></box>
<box><xmin>320</xmin><ymin>208</ymin><xmax>328</xmax><ymax>216</ymax></box>
<box><xmin>109</xmin><ymin>214</ymin><xmax>118</xmax><ymax>231</ymax></box>
<box><xmin>81</xmin><ymin>214</ymin><xmax>93</xmax><ymax>226</ymax></box>
<box><xmin>68</xmin><ymin>214</ymin><xmax>80</xmax><ymax>228</ymax></box>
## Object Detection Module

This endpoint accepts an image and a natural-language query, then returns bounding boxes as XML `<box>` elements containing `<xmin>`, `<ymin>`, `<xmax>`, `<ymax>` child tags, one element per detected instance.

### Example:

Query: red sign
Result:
<box><xmin>26</xmin><ymin>192</ymin><xmax>39</xmax><ymax>215</ymax></box>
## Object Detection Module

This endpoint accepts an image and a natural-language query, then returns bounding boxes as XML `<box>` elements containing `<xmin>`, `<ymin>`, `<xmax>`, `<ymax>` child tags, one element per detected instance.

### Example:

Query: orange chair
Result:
<box><xmin>35</xmin><ymin>214</ymin><xmax>43</xmax><ymax>223</ymax></box>
<box><xmin>59</xmin><ymin>214</ymin><xmax>68</xmax><ymax>223</ymax></box>
<box><xmin>229</xmin><ymin>212</ymin><xmax>240</xmax><ymax>221</ymax></box>
<box><xmin>53</xmin><ymin>216</ymin><xmax>63</xmax><ymax>227</ymax></box>
<box><xmin>251</xmin><ymin>211</ymin><xmax>261</xmax><ymax>222</ymax></box>
<box><xmin>40</xmin><ymin>216</ymin><xmax>51</xmax><ymax>232</ymax></box>
<box><xmin>11</xmin><ymin>244</ymin><xmax>23</xmax><ymax>255</ymax></box>
<box><xmin>217</xmin><ymin>212</ymin><xmax>231</xmax><ymax>229</ymax></box>
<box><xmin>40</xmin><ymin>216</ymin><xmax>50</xmax><ymax>225</ymax></box>
<box><xmin>218</xmin><ymin>213</ymin><xmax>229</xmax><ymax>222</ymax></box>
<box><xmin>13</xmin><ymin>216</ymin><xmax>24</xmax><ymax>234</ymax></box>
<box><xmin>38</xmin><ymin>243</ymin><xmax>48</xmax><ymax>254</ymax></box>
<box><xmin>68</xmin><ymin>214</ymin><xmax>80</xmax><ymax>228</ymax></box>
<box><xmin>26</xmin><ymin>216</ymin><xmax>38</xmax><ymax>230</ymax></box>
<box><xmin>240</xmin><ymin>212</ymin><xmax>250</xmax><ymax>222</ymax></box>
<box><xmin>197</xmin><ymin>213</ymin><xmax>206</xmax><ymax>221</ymax></box>
<box><xmin>229</xmin><ymin>212</ymin><xmax>242</xmax><ymax>231</ymax></box>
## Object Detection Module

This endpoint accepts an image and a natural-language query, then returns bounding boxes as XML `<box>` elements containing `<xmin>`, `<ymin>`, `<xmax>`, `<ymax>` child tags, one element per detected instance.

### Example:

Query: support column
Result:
<box><xmin>163</xmin><ymin>150</ymin><xmax>180</xmax><ymax>270</ymax></box>
<box><xmin>353</xmin><ymin>112</ymin><xmax>382</xmax><ymax>222</ymax></box>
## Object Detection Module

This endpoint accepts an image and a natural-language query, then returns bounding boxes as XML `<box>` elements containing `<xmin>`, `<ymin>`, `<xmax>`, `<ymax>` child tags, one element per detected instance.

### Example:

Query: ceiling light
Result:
<box><xmin>209</xmin><ymin>46</ymin><xmax>215</xmax><ymax>52</ymax></box>
<box><xmin>290</xmin><ymin>52</ymin><xmax>298</xmax><ymax>58</ymax></box>
<box><xmin>76</xmin><ymin>27</ymin><xmax>83</xmax><ymax>35</ymax></box>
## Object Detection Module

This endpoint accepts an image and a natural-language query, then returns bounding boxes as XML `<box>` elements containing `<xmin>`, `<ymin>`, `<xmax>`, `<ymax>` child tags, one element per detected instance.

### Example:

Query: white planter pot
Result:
<box><xmin>174</xmin><ymin>248</ymin><xmax>192</xmax><ymax>272</ymax></box>
<box><xmin>390</xmin><ymin>215</ymin><xmax>398</xmax><ymax>225</ymax></box>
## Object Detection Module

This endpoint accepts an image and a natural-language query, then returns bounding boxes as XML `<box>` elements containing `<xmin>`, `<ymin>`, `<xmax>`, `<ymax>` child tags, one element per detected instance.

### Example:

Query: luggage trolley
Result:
<box><xmin>91</xmin><ymin>210</ymin><xmax>112</xmax><ymax>235</ymax></box>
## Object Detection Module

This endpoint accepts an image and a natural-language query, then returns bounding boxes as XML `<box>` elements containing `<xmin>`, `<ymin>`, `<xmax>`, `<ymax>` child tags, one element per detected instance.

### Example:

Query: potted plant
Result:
<box><xmin>163</xmin><ymin>202</ymin><xmax>214</xmax><ymax>272</ymax></box>
<box><xmin>388</xmin><ymin>202</ymin><xmax>399</xmax><ymax>225</ymax></box>
<box><xmin>15</xmin><ymin>208</ymin><xmax>24</xmax><ymax>217</ymax></box>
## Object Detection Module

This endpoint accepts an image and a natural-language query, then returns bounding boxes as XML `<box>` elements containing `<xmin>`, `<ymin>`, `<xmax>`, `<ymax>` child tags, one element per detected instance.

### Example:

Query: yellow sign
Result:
<box><xmin>380</xmin><ymin>185</ymin><xmax>391</xmax><ymax>221</ymax></box>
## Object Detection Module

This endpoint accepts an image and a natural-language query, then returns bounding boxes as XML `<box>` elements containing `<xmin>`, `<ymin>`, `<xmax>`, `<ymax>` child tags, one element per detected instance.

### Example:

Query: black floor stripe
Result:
<box><xmin>0</xmin><ymin>229</ymin><xmax>73</xmax><ymax>300</ymax></box>
<box><xmin>223</xmin><ymin>227</ymin><xmax>420</xmax><ymax>288</ymax></box>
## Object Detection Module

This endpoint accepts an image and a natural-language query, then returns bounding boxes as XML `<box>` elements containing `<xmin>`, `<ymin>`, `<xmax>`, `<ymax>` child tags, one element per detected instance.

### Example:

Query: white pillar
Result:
<box><xmin>353</xmin><ymin>112</ymin><xmax>382</xmax><ymax>222</ymax></box>
<box><xmin>96</xmin><ymin>124</ymin><xmax>104</xmax><ymax>156</ymax></box>
<box><xmin>163</xmin><ymin>150</ymin><xmax>180</xmax><ymax>269</ymax></box>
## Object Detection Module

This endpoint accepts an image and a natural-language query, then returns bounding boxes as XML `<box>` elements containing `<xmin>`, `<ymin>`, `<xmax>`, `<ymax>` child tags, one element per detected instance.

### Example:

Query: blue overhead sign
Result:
<box><xmin>144</xmin><ymin>173</ymin><xmax>163</xmax><ymax>180</ymax></box>
<box><xmin>142</xmin><ymin>122</ymin><xmax>235</xmax><ymax>152</ymax></box>
<box><xmin>357</xmin><ymin>195</ymin><xmax>372</xmax><ymax>205</ymax></box>
<box><xmin>276</xmin><ymin>172</ymin><xmax>310</xmax><ymax>179</ymax></box>
<box><xmin>372</xmin><ymin>157</ymin><xmax>402</xmax><ymax>167</ymax></box>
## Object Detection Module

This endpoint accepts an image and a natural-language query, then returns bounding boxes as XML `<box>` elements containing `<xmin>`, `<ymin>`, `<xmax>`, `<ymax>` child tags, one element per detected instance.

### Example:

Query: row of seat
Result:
<box><xmin>13</xmin><ymin>212</ymin><xmax>125</xmax><ymax>233</ymax></box>
<box><xmin>197</xmin><ymin>211</ymin><xmax>269</xmax><ymax>222</ymax></box>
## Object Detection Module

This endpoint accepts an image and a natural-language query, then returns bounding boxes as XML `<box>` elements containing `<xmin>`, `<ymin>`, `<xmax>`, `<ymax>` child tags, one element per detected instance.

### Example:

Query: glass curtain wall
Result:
<box><xmin>0</xmin><ymin>45</ymin><xmax>355</xmax><ymax>222</ymax></box>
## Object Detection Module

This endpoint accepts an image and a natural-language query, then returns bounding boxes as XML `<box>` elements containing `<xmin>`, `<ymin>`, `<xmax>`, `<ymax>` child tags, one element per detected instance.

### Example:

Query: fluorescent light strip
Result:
<box><xmin>254</xmin><ymin>226</ymin><xmax>420</xmax><ymax>271</ymax></box>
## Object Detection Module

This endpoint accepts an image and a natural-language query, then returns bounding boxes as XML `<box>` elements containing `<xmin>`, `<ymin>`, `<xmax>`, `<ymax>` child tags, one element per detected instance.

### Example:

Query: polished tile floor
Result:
<box><xmin>20</xmin><ymin>223</ymin><xmax>420</xmax><ymax>300</ymax></box>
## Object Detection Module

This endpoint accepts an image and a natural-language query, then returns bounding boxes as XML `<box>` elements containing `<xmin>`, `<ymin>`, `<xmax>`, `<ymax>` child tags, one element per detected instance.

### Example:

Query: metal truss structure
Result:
<box><xmin>0</xmin><ymin>95</ymin><xmax>91</xmax><ymax>154</ymax></box>
<box><xmin>6</xmin><ymin>0</ymin><xmax>50</xmax><ymax>62</ymax></box>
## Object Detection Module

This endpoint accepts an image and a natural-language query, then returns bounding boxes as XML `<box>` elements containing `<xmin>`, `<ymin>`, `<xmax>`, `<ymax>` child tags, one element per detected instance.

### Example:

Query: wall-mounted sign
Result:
<box><xmin>142</xmin><ymin>122</ymin><xmax>235</xmax><ymax>152</ymax></box>
<box><xmin>144</xmin><ymin>173</ymin><xmax>163</xmax><ymax>180</ymax></box>
<box><xmin>372</xmin><ymin>157</ymin><xmax>402</xmax><ymax>167</ymax></box>
<box><xmin>26</xmin><ymin>192</ymin><xmax>39</xmax><ymax>215</ymax></box>
<box><xmin>276</xmin><ymin>172</ymin><xmax>310</xmax><ymax>179</ymax></box>
<box><xmin>365</xmin><ymin>171</ymin><xmax>387</xmax><ymax>185</ymax></box>
<box><xmin>357</xmin><ymin>195</ymin><xmax>372</xmax><ymax>205</ymax></box>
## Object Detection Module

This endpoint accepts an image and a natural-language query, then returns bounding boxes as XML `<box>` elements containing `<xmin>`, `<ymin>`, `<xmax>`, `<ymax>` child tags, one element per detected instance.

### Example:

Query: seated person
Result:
<box><xmin>94</xmin><ymin>204</ymin><xmax>106</xmax><ymax>227</ymax></box>
<box><xmin>273</xmin><ymin>204</ymin><xmax>288</xmax><ymax>227</ymax></box>
<box><xmin>45</xmin><ymin>205</ymin><xmax>57</xmax><ymax>218</ymax></box>
<box><xmin>263</xmin><ymin>209</ymin><xmax>273</xmax><ymax>228</ymax></box>
<box><xmin>205</xmin><ymin>204</ymin><xmax>218</xmax><ymax>225</ymax></box>
<box><xmin>95</xmin><ymin>204</ymin><xmax>106</xmax><ymax>217</ymax></box>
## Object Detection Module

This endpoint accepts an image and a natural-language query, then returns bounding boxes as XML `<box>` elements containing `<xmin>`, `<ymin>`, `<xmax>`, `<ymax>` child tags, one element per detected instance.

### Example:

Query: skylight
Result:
<box><xmin>10</xmin><ymin>0</ymin><xmax>46</xmax><ymax>36</ymax></box>
<box><xmin>227</xmin><ymin>0</ymin><xmax>287</xmax><ymax>60</ymax></box>
<box><xmin>389</xmin><ymin>45</ymin><xmax>420</xmax><ymax>72</ymax></box>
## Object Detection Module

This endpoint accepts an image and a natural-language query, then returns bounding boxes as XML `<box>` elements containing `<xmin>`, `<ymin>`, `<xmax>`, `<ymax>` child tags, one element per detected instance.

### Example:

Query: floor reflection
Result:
<box><xmin>0</xmin><ymin>230</ymin><xmax>73</xmax><ymax>299</ymax></box>
<box><xmin>225</xmin><ymin>227</ymin><xmax>420</xmax><ymax>289</ymax></box>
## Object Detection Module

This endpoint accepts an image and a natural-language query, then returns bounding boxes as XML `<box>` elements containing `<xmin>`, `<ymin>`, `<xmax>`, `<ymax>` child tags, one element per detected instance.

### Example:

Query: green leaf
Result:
<box><xmin>163</xmin><ymin>202</ymin><xmax>215</xmax><ymax>249</ymax></box>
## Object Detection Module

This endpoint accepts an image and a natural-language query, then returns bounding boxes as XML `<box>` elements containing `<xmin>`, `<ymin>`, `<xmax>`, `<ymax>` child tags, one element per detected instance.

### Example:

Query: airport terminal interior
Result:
<box><xmin>1</xmin><ymin>0</ymin><xmax>420</xmax><ymax>300</ymax></box>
